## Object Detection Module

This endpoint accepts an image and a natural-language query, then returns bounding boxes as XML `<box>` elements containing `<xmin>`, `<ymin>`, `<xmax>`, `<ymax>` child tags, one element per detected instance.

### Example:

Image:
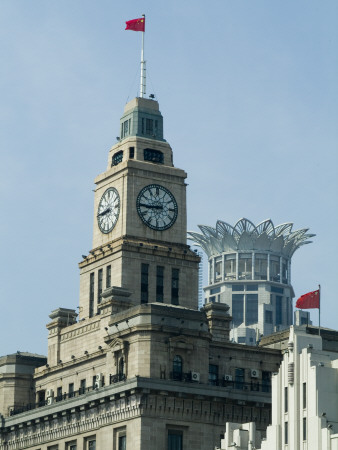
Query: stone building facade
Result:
<box><xmin>0</xmin><ymin>98</ymin><xmax>284</xmax><ymax>449</ymax></box>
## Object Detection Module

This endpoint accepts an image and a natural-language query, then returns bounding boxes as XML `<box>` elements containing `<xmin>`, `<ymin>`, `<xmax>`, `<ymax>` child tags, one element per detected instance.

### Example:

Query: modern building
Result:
<box><xmin>216</xmin><ymin>325</ymin><xmax>338</xmax><ymax>449</ymax></box>
<box><xmin>0</xmin><ymin>98</ymin><xmax>286</xmax><ymax>450</ymax></box>
<box><xmin>188</xmin><ymin>219</ymin><xmax>314</xmax><ymax>344</ymax></box>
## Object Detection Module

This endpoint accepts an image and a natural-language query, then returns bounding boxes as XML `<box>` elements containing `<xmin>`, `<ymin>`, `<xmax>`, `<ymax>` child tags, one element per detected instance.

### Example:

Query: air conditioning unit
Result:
<box><xmin>95</xmin><ymin>373</ymin><xmax>103</xmax><ymax>382</ymax></box>
<box><xmin>47</xmin><ymin>397</ymin><xmax>54</xmax><ymax>405</ymax></box>
<box><xmin>223</xmin><ymin>374</ymin><xmax>233</xmax><ymax>382</ymax></box>
<box><xmin>46</xmin><ymin>389</ymin><xmax>54</xmax><ymax>398</ymax></box>
<box><xmin>191</xmin><ymin>371</ymin><xmax>200</xmax><ymax>382</ymax></box>
<box><xmin>250</xmin><ymin>369</ymin><xmax>260</xmax><ymax>378</ymax></box>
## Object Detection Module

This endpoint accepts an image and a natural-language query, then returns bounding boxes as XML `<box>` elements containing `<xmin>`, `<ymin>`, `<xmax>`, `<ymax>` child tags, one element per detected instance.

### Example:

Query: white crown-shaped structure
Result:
<box><xmin>188</xmin><ymin>218</ymin><xmax>315</xmax><ymax>258</ymax></box>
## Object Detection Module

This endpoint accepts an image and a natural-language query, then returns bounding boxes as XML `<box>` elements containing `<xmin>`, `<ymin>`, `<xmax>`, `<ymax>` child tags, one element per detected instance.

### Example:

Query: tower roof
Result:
<box><xmin>188</xmin><ymin>218</ymin><xmax>315</xmax><ymax>258</ymax></box>
<box><xmin>119</xmin><ymin>97</ymin><xmax>165</xmax><ymax>142</ymax></box>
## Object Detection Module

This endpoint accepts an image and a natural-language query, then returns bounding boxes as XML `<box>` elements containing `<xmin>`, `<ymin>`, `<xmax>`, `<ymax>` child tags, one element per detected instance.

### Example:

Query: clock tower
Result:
<box><xmin>78</xmin><ymin>97</ymin><xmax>200</xmax><ymax>318</ymax></box>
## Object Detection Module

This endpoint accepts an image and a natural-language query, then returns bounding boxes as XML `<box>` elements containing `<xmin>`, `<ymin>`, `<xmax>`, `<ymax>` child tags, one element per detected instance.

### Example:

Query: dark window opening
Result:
<box><xmin>284</xmin><ymin>386</ymin><xmax>288</xmax><ymax>412</ymax></box>
<box><xmin>235</xmin><ymin>368</ymin><xmax>245</xmax><ymax>389</ymax></box>
<box><xmin>118</xmin><ymin>435</ymin><xmax>126</xmax><ymax>450</ymax></box>
<box><xmin>80</xmin><ymin>379</ymin><xmax>86</xmax><ymax>395</ymax></box>
<box><xmin>246</xmin><ymin>293</ymin><xmax>258</xmax><ymax>325</ymax></box>
<box><xmin>112</xmin><ymin>150</ymin><xmax>123</xmax><ymax>166</ymax></box>
<box><xmin>265</xmin><ymin>310</ymin><xmax>273</xmax><ymax>324</ymax></box>
<box><xmin>303</xmin><ymin>382</ymin><xmax>306</xmax><ymax>408</ymax></box>
<box><xmin>97</xmin><ymin>269</ymin><xmax>103</xmax><ymax>305</ymax></box>
<box><xmin>144</xmin><ymin>148</ymin><xmax>164</xmax><ymax>164</ymax></box>
<box><xmin>276</xmin><ymin>295</ymin><xmax>283</xmax><ymax>325</ymax></box>
<box><xmin>303</xmin><ymin>418</ymin><xmax>307</xmax><ymax>441</ymax></box>
<box><xmin>118</xmin><ymin>357</ymin><xmax>125</xmax><ymax>377</ymax></box>
<box><xmin>146</xmin><ymin>118</ymin><xmax>153</xmax><ymax>134</ymax></box>
<box><xmin>232</xmin><ymin>285</ymin><xmax>244</xmax><ymax>291</ymax></box>
<box><xmin>271</xmin><ymin>286</ymin><xmax>284</xmax><ymax>294</ymax></box>
<box><xmin>262</xmin><ymin>371</ymin><xmax>271</xmax><ymax>393</ymax></box>
<box><xmin>129</xmin><ymin>147</ymin><xmax>135</xmax><ymax>158</ymax></box>
<box><xmin>171</xmin><ymin>269</ymin><xmax>179</xmax><ymax>305</ymax></box>
<box><xmin>106</xmin><ymin>265</ymin><xmax>111</xmax><ymax>288</ymax></box>
<box><xmin>232</xmin><ymin>294</ymin><xmax>244</xmax><ymax>325</ymax></box>
<box><xmin>141</xmin><ymin>263</ymin><xmax>149</xmax><ymax>303</ymax></box>
<box><xmin>285</xmin><ymin>422</ymin><xmax>288</xmax><ymax>445</ymax></box>
<box><xmin>168</xmin><ymin>430</ymin><xmax>183</xmax><ymax>450</ymax></box>
<box><xmin>208</xmin><ymin>364</ymin><xmax>218</xmax><ymax>385</ymax></box>
<box><xmin>68</xmin><ymin>383</ymin><xmax>74</xmax><ymax>398</ymax></box>
<box><xmin>56</xmin><ymin>386</ymin><xmax>63</xmax><ymax>401</ymax></box>
<box><xmin>156</xmin><ymin>266</ymin><xmax>164</xmax><ymax>302</ymax></box>
<box><xmin>172</xmin><ymin>355</ymin><xmax>183</xmax><ymax>380</ymax></box>
<box><xmin>89</xmin><ymin>272</ymin><xmax>95</xmax><ymax>318</ymax></box>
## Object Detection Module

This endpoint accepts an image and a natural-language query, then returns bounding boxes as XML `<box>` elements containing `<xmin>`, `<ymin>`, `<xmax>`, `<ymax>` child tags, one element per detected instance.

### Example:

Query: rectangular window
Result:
<box><xmin>246</xmin><ymin>293</ymin><xmax>258</xmax><ymax>325</ymax></box>
<box><xmin>66</xmin><ymin>442</ymin><xmax>77</xmax><ymax>450</ymax></box>
<box><xmin>262</xmin><ymin>371</ymin><xmax>271</xmax><ymax>393</ymax></box>
<box><xmin>68</xmin><ymin>383</ymin><xmax>74</xmax><ymax>398</ymax></box>
<box><xmin>118</xmin><ymin>435</ymin><xmax>126</xmax><ymax>450</ymax></box>
<box><xmin>235</xmin><ymin>368</ymin><xmax>245</xmax><ymax>389</ymax></box>
<box><xmin>146</xmin><ymin>118</ymin><xmax>153</xmax><ymax>134</ymax></box>
<box><xmin>106</xmin><ymin>265</ymin><xmax>111</xmax><ymax>288</ymax></box>
<box><xmin>89</xmin><ymin>272</ymin><xmax>95</xmax><ymax>318</ymax></box>
<box><xmin>129</xmin><ymin>147</ymin><xmax>135</xmax><ymax>158</ymax></box>
<box><xmin>97</xmin><ymin>269</ymin><xmax>103</xmax><ymax>305</ymax></box>
<box><xmin>141</xmin><ymin>263</ymin><xmax>149</xmax><ymax>304</ymax></box>
<box><xmin>265</xmin><ymin>310</ymin><xmax>273</xmax><ymax>324</ymax></box>
<box><xmin>47</xmin><ymin>446</ymin><xmax>58</xmax><ymax>450</ymax></box>
<box><xmin>56</xmin><ymin>386</ymin><xmax>62</xmax><ymax>401</ymax></box>
<box><xmin>246</xmin><ymin>284</ymin><xmax>258</xmax><ymax>291</ymax></box>
<box><xmin>171</xmin><ymin>269</ymin><xmax>179</xmax><ymax>305</ymax></box>
<box><xmin>168</xmin><ymin>430</ymin><xmax>183</xmax><ymax>450</ymax></box>
<box><xmin>284</xmin><ymin>386</ymin><xmax>288</xmax><ymax>412</ymax></box>
<box><xmin>86</xmin><ymin>438</ymin><xmax>96</xmax><ymax>450</ymax></box>
<box><xmin>303</xmin><ymin>417</ymin><xmax>307</xmax><ymax>441</ymax></box>
<box><xmin>285</xmin><ymin>421</ymin><xmax>288</xmax><ymax>445</ymax></box>
<box><xmin>210</xmin><ymin>287</ymin><xmax>221</xmax><ymax>295</ymax></box>
<box><xmin>80</xmin><ymin>379</ymin><xmax>86</xmax><ymax>395</ymax></box>
<box><xmin>208</xmin><ymin>364</ymin><xmax>218</xmax><ymax>385</ymax></box>
<box><xmin>232</xmin><ymin>284</ymin><xmax>244</xmax><ymax>291</ymax></box>
<box><xmin>141</xmin><ymin>118</ymin><xmax>145</xmax><ymax>134</ymax></box>
<box><xmin>276</xmin><ymin>295</ymin><xmax>283</xmax><ymax>325</ymax></box>
<box><xmin>303</xmin><ymin>382</ymin><xmax>306</xmax><ymax>408</ymax></box>
<box><xmin>156</xmin><ymin>266</ymin><xmax>164</xmax><ymax>302</ymax></box>
<box><xmin>271</xmin><ymin>286</ymin><xmax>284</xmax><ymax>294</ymax></box>
<box><xmin>232</xmin><ymin>294</ymin><xmax>244</xmax><ymax>325</ymax></box>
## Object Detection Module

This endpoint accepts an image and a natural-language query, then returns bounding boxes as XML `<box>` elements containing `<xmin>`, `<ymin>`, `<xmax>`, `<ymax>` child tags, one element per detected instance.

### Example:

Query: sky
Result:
<box><xmin>0</xmin><ymin>1</ymin><xmax>337</xmax><ymax>356</ymax></box>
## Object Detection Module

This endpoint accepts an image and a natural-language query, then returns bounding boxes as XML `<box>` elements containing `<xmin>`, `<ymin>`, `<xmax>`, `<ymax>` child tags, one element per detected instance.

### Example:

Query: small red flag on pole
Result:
<box><xmin>295</xmin><ymin>289</ymin><xmax>320</xmax><ymax>309</ymax></box>
<box><xmin>125</xmin><ymin>17</ymin><xmax>145</xmax><ymax>32</ymax></box>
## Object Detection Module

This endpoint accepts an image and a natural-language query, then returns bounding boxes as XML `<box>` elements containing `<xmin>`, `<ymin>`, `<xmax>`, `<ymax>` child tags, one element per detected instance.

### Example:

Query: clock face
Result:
<box><xmin>97</xmin><ymin>187</ymin><xmax>120</xmax><ymax>233</ymax></box>
<box><xmin>136</xmin><ymin>184</ymin><xmax>178</xmax><ymax>231</ymax></box>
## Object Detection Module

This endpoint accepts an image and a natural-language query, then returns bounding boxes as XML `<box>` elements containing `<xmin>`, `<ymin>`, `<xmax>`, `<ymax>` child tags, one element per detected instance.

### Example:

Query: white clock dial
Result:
<box><xmin>97</xmin><ymin>187</ymin><xmax>120</xmax><ymax>233</ymax></box>
<box><xmin>136</xmin><ymin>184</ymin><xmax>178</xmax><ymax>231</ymax></box>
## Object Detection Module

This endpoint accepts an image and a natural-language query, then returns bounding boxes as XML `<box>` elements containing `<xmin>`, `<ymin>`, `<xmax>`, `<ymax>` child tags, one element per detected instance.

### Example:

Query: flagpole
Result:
<box><xmin>318</xmin><ymin>284</ymin><xmax>321</xmax><ymax>336</ymax></box>
<box><xmin>140</xmin><ymin>14</ymin><xmax>146</xmax><ymax>98</ymax></box>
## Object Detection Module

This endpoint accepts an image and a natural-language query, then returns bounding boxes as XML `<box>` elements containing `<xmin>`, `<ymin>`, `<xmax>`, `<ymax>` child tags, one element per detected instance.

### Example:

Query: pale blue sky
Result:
<box><xmin>0</xmin><ymin>1</ymin><xmax>337</xmax><ymax>355</ymax></box>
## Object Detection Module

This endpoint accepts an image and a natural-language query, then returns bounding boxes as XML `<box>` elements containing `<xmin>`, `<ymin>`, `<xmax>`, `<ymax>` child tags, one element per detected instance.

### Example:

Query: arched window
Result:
<box><xmin>172</xmin><ymin>355</ymin><xmax>183</xmax><ymax>380</ymax></box>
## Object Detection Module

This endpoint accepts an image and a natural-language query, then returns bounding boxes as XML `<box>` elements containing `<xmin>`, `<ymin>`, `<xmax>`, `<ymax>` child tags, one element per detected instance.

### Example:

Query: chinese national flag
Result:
<box><xmin>296</xmin><ymin>289</ymin><xmax>320</xmax><ymax>309</ymax></box>
<box><xmin>125</xmin><ymin>17</ymin><xmax>145</xmax><ymax>32</ymax></box>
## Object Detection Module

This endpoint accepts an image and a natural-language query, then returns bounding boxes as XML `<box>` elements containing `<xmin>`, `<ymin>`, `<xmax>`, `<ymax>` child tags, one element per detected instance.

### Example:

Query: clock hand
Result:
<box><xmin>97</xmin><ymin>207</ymin><xmax>112</xmax><ymax>217</ymax></box>
<box><xmin>139</xmin><ymin>203</ymin><xmax>163</xmax><ymax>210</ymax></box>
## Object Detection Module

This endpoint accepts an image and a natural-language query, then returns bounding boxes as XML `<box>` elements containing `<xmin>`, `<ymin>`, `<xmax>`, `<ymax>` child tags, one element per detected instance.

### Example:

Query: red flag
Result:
<box><xmin>296</xmin><ymin>289</ymin><xmax>320</xmax><ymax>309</ymax></box>
<box><xmin>125</xmin><ymin>17</ymin><xmax>145</xmax><ymax>32</ymax></box>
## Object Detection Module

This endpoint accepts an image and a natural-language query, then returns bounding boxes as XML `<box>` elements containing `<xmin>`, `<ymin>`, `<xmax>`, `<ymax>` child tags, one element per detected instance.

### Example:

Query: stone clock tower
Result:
<box><xmin>78</xmin><ymin>97</ymin><xmax>199</xmax><ymax>318</ymax></box>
